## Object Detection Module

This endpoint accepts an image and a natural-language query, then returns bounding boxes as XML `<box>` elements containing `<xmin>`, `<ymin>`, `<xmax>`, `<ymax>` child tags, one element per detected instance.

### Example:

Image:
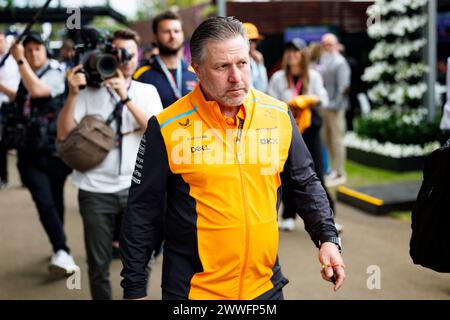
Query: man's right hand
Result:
<box><xmin>67</xmin><ymin>64</ymin><xmax>86</xmax><ymax>95</ymax></box>
<box><xmin>10</xmin><ymin>42</ymin><xmax>25</xmax><ymax>63</ymax></box>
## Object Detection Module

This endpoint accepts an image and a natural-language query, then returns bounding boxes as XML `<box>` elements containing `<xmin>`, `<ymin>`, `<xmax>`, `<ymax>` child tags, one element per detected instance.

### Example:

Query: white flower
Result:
<box><xmin>363</xmin><ymin>60</ymin><xmax>429</xmax><ymax>82</ymax></box>
<box><xmin>344</xmin><ymin>132</ymin><xmax>439</xmax><ymax>158</ymax></box>
<box><xmin>362</xmin><ymin>61</ymin><xmax>392</xmax><ymax>82</ymax></box>
<box><xmin>374</xmin><ymin>0</ymin><xmax>428</xmax><ymax>15</ymax></box>
<box><xmin>368</xmin><ymin>82</ymin><xmax>427</xmax><ymax>104</ymax></box>
<box><xmin>368</xmin><ymin>14</ymin><xmax>427</xmax><ymax>38</ymax></box>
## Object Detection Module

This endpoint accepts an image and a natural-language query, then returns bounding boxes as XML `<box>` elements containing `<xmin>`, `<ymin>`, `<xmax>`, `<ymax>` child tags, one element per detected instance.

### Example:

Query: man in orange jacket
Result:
<box><xmin>120</xmin><ymin>16</ymin><xmax>346</xmax><ymax>300</ymax></box>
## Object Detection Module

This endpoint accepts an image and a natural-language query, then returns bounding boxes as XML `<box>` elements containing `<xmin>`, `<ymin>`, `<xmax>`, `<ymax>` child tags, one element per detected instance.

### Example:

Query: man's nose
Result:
<box><xmin>169</xmin><ymin>30</ymin><xmax>177</xmax><ymax>39</ymax></box>
<box><xmin>228</xmin><ymin>65</ymin><xmax>242</xmax><ymax>83</ymax></box>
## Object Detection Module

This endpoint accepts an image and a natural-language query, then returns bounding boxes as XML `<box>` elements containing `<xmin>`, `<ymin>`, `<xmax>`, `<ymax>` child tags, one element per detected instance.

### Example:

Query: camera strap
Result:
<box><xmin>105</xmin><ymin>83</ymin><xmax>131</xmax><ymax>176</ymax></box>
<box><xmin>155</xmin><ymin>55</ymin><xmax>182</xmax><ymax>99</ymax></box>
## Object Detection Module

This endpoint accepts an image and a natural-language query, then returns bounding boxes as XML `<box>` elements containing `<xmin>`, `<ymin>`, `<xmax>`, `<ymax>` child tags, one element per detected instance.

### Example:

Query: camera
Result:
<box><xmin>74</xmin><ymin>27</ymin><xmax>133</xmax><ymax>88</ymax></box>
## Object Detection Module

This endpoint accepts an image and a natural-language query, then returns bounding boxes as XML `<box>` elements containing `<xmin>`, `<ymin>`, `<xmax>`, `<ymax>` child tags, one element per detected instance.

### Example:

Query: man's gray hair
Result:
<box><xmin>190</xmin><ymin>16</ymin><xmax>248</xmax><ymax>65</ymax></box>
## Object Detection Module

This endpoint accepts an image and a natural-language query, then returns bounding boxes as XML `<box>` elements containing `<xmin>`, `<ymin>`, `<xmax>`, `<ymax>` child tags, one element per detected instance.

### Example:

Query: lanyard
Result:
<box><xmin>155</xmin><ymin>55</ymin><xmax>182</xmax><ymax>99</ymax></box>
<box><xmin>105</xmin><ymin>81</ymin><xmax>131</xmax><ymax>175</ymax></box>
<box><xmin>289</xmin><ymin>75</ymin><xmax>302</xmax><ymax>97</ymax></box>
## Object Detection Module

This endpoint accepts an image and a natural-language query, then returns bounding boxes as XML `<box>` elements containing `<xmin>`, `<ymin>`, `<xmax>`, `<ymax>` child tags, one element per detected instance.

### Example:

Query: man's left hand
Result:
<box><xmin>104</xmin><ymin>69</ymin><xmax>128</xmax><ymax>100</ymax></box>
<box><xmin>318</xmin><ymin>242</ymin><xmax>346</xmax><ymax>292</ymax></box>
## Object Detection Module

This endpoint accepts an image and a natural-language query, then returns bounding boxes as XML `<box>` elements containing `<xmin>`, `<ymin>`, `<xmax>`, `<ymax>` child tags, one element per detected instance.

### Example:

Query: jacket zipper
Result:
<box><xmin>236</xmin><ymin>119</ymin><xmax>250</xmax><ymax>299</ymax></box>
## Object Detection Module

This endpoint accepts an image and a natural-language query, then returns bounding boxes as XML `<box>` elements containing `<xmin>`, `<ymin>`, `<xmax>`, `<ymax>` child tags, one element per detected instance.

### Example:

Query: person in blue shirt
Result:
<box><xmin>134</xmin><ymin>11</ymin><xmax>197</xmax><ymax>108</ymax></box>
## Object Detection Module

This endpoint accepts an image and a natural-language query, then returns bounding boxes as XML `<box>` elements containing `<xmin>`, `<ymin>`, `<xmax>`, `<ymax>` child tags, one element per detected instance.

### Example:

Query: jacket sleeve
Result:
<box><xmin>281</xmin><ymin>110</ymin><xmax>338</xmax><ymax>248</ymax></box>
<box><xmin>120</xmin><ymin>116</ymin><xmax>169</xmax><ymax>299</ymax></box>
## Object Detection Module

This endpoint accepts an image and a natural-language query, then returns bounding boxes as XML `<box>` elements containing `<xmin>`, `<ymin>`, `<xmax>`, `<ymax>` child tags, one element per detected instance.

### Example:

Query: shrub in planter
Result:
<box><xmin>354</xmin><ymin>107</ymin><xmax>440</xmax><ymax>146</ymax></box>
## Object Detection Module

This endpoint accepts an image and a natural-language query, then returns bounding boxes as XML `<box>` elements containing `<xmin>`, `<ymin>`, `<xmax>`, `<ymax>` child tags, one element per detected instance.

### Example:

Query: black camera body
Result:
<box><xmin>75</xmin><ymin>28</ymin><xmax>132</xmax><ymax>88</ymax></box>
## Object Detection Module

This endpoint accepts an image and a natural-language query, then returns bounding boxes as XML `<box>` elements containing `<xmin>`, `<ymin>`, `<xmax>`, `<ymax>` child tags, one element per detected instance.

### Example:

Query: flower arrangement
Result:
<box><xmin>355</xmin><ymin>0</ymin><xmax>439</xmax><ymax>161</ymax></box>
<box><xmin>344</xmin><ymin>132</ymin><xmax>439</xmax><ymax>158</ymax></box>
<box><xmin>363</xmin><ymin>0</ymin><xmax>429</xmax><ymax>107</ymax></box>
<box><xmin>353</xmin><ymin>107</ymin><xmax>440</xmax><ymax>150</ymax></box>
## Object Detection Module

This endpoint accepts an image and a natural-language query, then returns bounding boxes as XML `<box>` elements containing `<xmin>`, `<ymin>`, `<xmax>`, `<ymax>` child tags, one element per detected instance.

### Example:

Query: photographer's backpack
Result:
<box><xmin>410</xmin><ymin>139</ymin><xmax>450</xmax><ymax>273</ymax></box>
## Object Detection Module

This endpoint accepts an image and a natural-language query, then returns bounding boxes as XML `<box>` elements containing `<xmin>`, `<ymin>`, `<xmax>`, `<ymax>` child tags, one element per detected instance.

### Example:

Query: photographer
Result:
<box><xmin>9</xmin><ymin>32</ymin><xmax>77</xmax><ymax>275</ymax></box>
<box><xmin>57</xmin><ymin>29</ymin><xmax>163</xmax><ymax>300</ymax></box>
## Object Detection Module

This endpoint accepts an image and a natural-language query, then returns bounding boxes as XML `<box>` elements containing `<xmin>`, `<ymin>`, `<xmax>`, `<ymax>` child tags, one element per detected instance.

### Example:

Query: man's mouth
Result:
<box><xmin>228</xmin><ymin>88</ymin><xmax>244</xmax><ymax>93</ymax></box>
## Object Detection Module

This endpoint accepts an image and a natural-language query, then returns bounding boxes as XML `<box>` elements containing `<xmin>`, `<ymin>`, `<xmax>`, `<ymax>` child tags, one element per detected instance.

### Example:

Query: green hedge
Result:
<box><xmin>354</xmin><ymin>107</ymin><xmax>440</xmax><ymax>146</ymax></box>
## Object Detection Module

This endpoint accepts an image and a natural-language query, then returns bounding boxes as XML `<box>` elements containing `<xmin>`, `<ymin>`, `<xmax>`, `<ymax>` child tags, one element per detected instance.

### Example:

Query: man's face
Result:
<box><xmin>155</xmin><ymin>19</ymin><xmax>184</xmax><ymax>55</ymax></box>
<box><xmin>0</xmin><ymin>34</ymin><xmax>6</xmax><ymax>54</ymax></box>
<box><xmin>24</xmin><ymin>41</ymin><xmax>47</xmax><ymax>70</ymax></box>
<box><xmin>321</xmin><ymin>35</ymin><xmax>337</xmax><ymax>53</ymax></box>
<box><xmin>112</xmin><ymin>38</ymin><xmax>138</xmax><ymax>79</ymax></box>
<box><xmin>60</xmin><ymin>45</ymin><xmax>75</xmax><ymax>61</ymax></box>
<box><xmin>193</xmin><ymin>36</ymin><xmax>250</xmax><ymax>108</ymax></box>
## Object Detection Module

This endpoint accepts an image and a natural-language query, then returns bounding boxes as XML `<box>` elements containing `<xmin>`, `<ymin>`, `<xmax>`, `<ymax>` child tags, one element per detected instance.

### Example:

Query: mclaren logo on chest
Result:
<box><xmin>178</xmin><ymin>118</ymin><xmax>191</xmax><ymax>128</ymax></box>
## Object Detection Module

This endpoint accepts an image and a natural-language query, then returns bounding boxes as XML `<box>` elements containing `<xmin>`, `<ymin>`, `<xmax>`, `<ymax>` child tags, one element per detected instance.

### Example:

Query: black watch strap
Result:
<box><xmin>120</xmin><ymin>96</ymin><xmax>131</xmax><ymax>104</ymax></box>
<box><xmin>17</xmin><ymin>59</ymin><xmax>24</xmax><ymax>65</ymax></box>
<box><xmin>319</xmin><ymin>236</ymin><xmax>342</xmax><ymax>253</ymax></box>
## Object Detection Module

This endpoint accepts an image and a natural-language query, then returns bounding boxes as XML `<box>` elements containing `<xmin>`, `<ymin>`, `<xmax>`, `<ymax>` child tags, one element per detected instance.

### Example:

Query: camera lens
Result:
<box><xmin>96</xmin><ymin>54</ymin><xmax>117</xmax><ymax>79</ymax></box>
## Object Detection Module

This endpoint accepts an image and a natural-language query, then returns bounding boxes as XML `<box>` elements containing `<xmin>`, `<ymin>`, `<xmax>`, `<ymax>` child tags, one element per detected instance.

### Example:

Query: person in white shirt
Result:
<box><xmin>57</xmin><ymin>29</ymin><xmax>163</xmax><ymax>300</ymax></box>
<box><xmin>0</xmin><ymin>30</ymin><xmax>20</xmax><ymax>188</ymax></box>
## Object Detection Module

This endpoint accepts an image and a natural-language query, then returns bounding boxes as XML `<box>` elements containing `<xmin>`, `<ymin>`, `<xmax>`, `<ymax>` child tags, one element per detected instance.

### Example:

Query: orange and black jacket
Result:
<box><xmin>120</xmin><ymin>84</ymin><xmax>338</xmax><ymax>300</ymax></box>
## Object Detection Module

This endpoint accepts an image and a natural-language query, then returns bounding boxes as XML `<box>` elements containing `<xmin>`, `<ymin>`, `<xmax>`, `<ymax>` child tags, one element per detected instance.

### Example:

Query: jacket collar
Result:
<box><xmin>189</xmin><ymin>83</ymin><xmax>256</xmax><ymax>130</ymax></box>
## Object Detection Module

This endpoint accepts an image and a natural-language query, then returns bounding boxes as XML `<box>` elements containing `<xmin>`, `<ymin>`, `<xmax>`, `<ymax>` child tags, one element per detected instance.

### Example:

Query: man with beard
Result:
<box><xmin>134</xmin><ymin>11</ymin><xmax>197</xmax><ymax>108</ymax></box>
<box><xmin>120</xmin><ymin>17</ymin><xmax>345</xmax><ymax>300</ymax></box>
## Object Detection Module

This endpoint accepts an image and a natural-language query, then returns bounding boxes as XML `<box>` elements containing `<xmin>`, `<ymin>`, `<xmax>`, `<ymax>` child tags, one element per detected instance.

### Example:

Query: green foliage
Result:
<box><xmin>135</xmin><ymin>0</ymin><xmax>211</xmax><ymax>21</ymax></box>
<box><xmin>343</xmin><ymin>160</ymin><xmax>418</xmax><ymax>223</ymax></box>
<box><xmin>354</xmin><ymin>107</ymin><xmax>440</xmax><ymax>146</ymax></box>
<box><xmin>344</xmin><ymin>160</ymin><xmax>422</xmax><ymax>187</ymax></box>
<box><xmin>89</xmin><ymin>17</ymin><xmax>129</xmax><ymax>34</ymax></box>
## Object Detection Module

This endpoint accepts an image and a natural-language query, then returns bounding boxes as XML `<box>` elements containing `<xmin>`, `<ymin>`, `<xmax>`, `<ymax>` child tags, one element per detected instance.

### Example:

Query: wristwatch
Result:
<box><xmin>17</xmin><ymin>59</ymin><xmax>24</xmax><ymax>65</ymax></box>
<box><xmin>319</xmin><ymin>236</ymin><xmax>342</xmax><ymax>254</ymax></box>
<box><xmin>120</xmin><ymin>96</ymin><xmax>131</xmax><ymax>104</ymax></box>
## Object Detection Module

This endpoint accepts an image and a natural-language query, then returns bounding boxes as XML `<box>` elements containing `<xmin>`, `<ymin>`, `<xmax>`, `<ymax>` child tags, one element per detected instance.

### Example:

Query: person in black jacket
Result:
<box><xmin>120</xmin><ymin>17</ymin><xmax>346</xmax><ymax>300</ymax></box>
<box><xmin>10</xmin><ymin>32</ymin><xmax>77</xmax><ymax>275</ymax></box>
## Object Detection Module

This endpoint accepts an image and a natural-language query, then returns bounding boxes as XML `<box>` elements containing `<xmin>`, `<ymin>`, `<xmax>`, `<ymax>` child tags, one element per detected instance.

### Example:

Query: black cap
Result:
<box><xmin>285</xmin><ymin>38</ymin><xmax>307</xmax><ymax>51</ymax></box>
<box><xmin>23</xmin><ymin>31</ymin><xmax>45</xmax><ymax>46</ymax></box>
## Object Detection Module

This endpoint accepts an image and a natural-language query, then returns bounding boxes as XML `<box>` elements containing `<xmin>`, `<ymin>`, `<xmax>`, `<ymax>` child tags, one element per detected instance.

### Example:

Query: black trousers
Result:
<box><xmin>282</xmin><ymin>126</ymin><xmax>335</xmax><ymax>219</ymax></box>
<box><xmin>0</xmin><ymin>145</ymin><xmax>7</xmax><ymax>182</ymax></box>
<box><xmin>17</xmin><ymin>151</ymin><xmax>72</xmax><ymax>253</ymax></box>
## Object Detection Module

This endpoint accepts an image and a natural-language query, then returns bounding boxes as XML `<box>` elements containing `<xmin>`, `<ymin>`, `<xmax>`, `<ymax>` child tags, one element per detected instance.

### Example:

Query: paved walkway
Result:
<box><xmin>0</xmin><ymin>154</ymin><xmax>449</xmax><ymax>300</ymax></box>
